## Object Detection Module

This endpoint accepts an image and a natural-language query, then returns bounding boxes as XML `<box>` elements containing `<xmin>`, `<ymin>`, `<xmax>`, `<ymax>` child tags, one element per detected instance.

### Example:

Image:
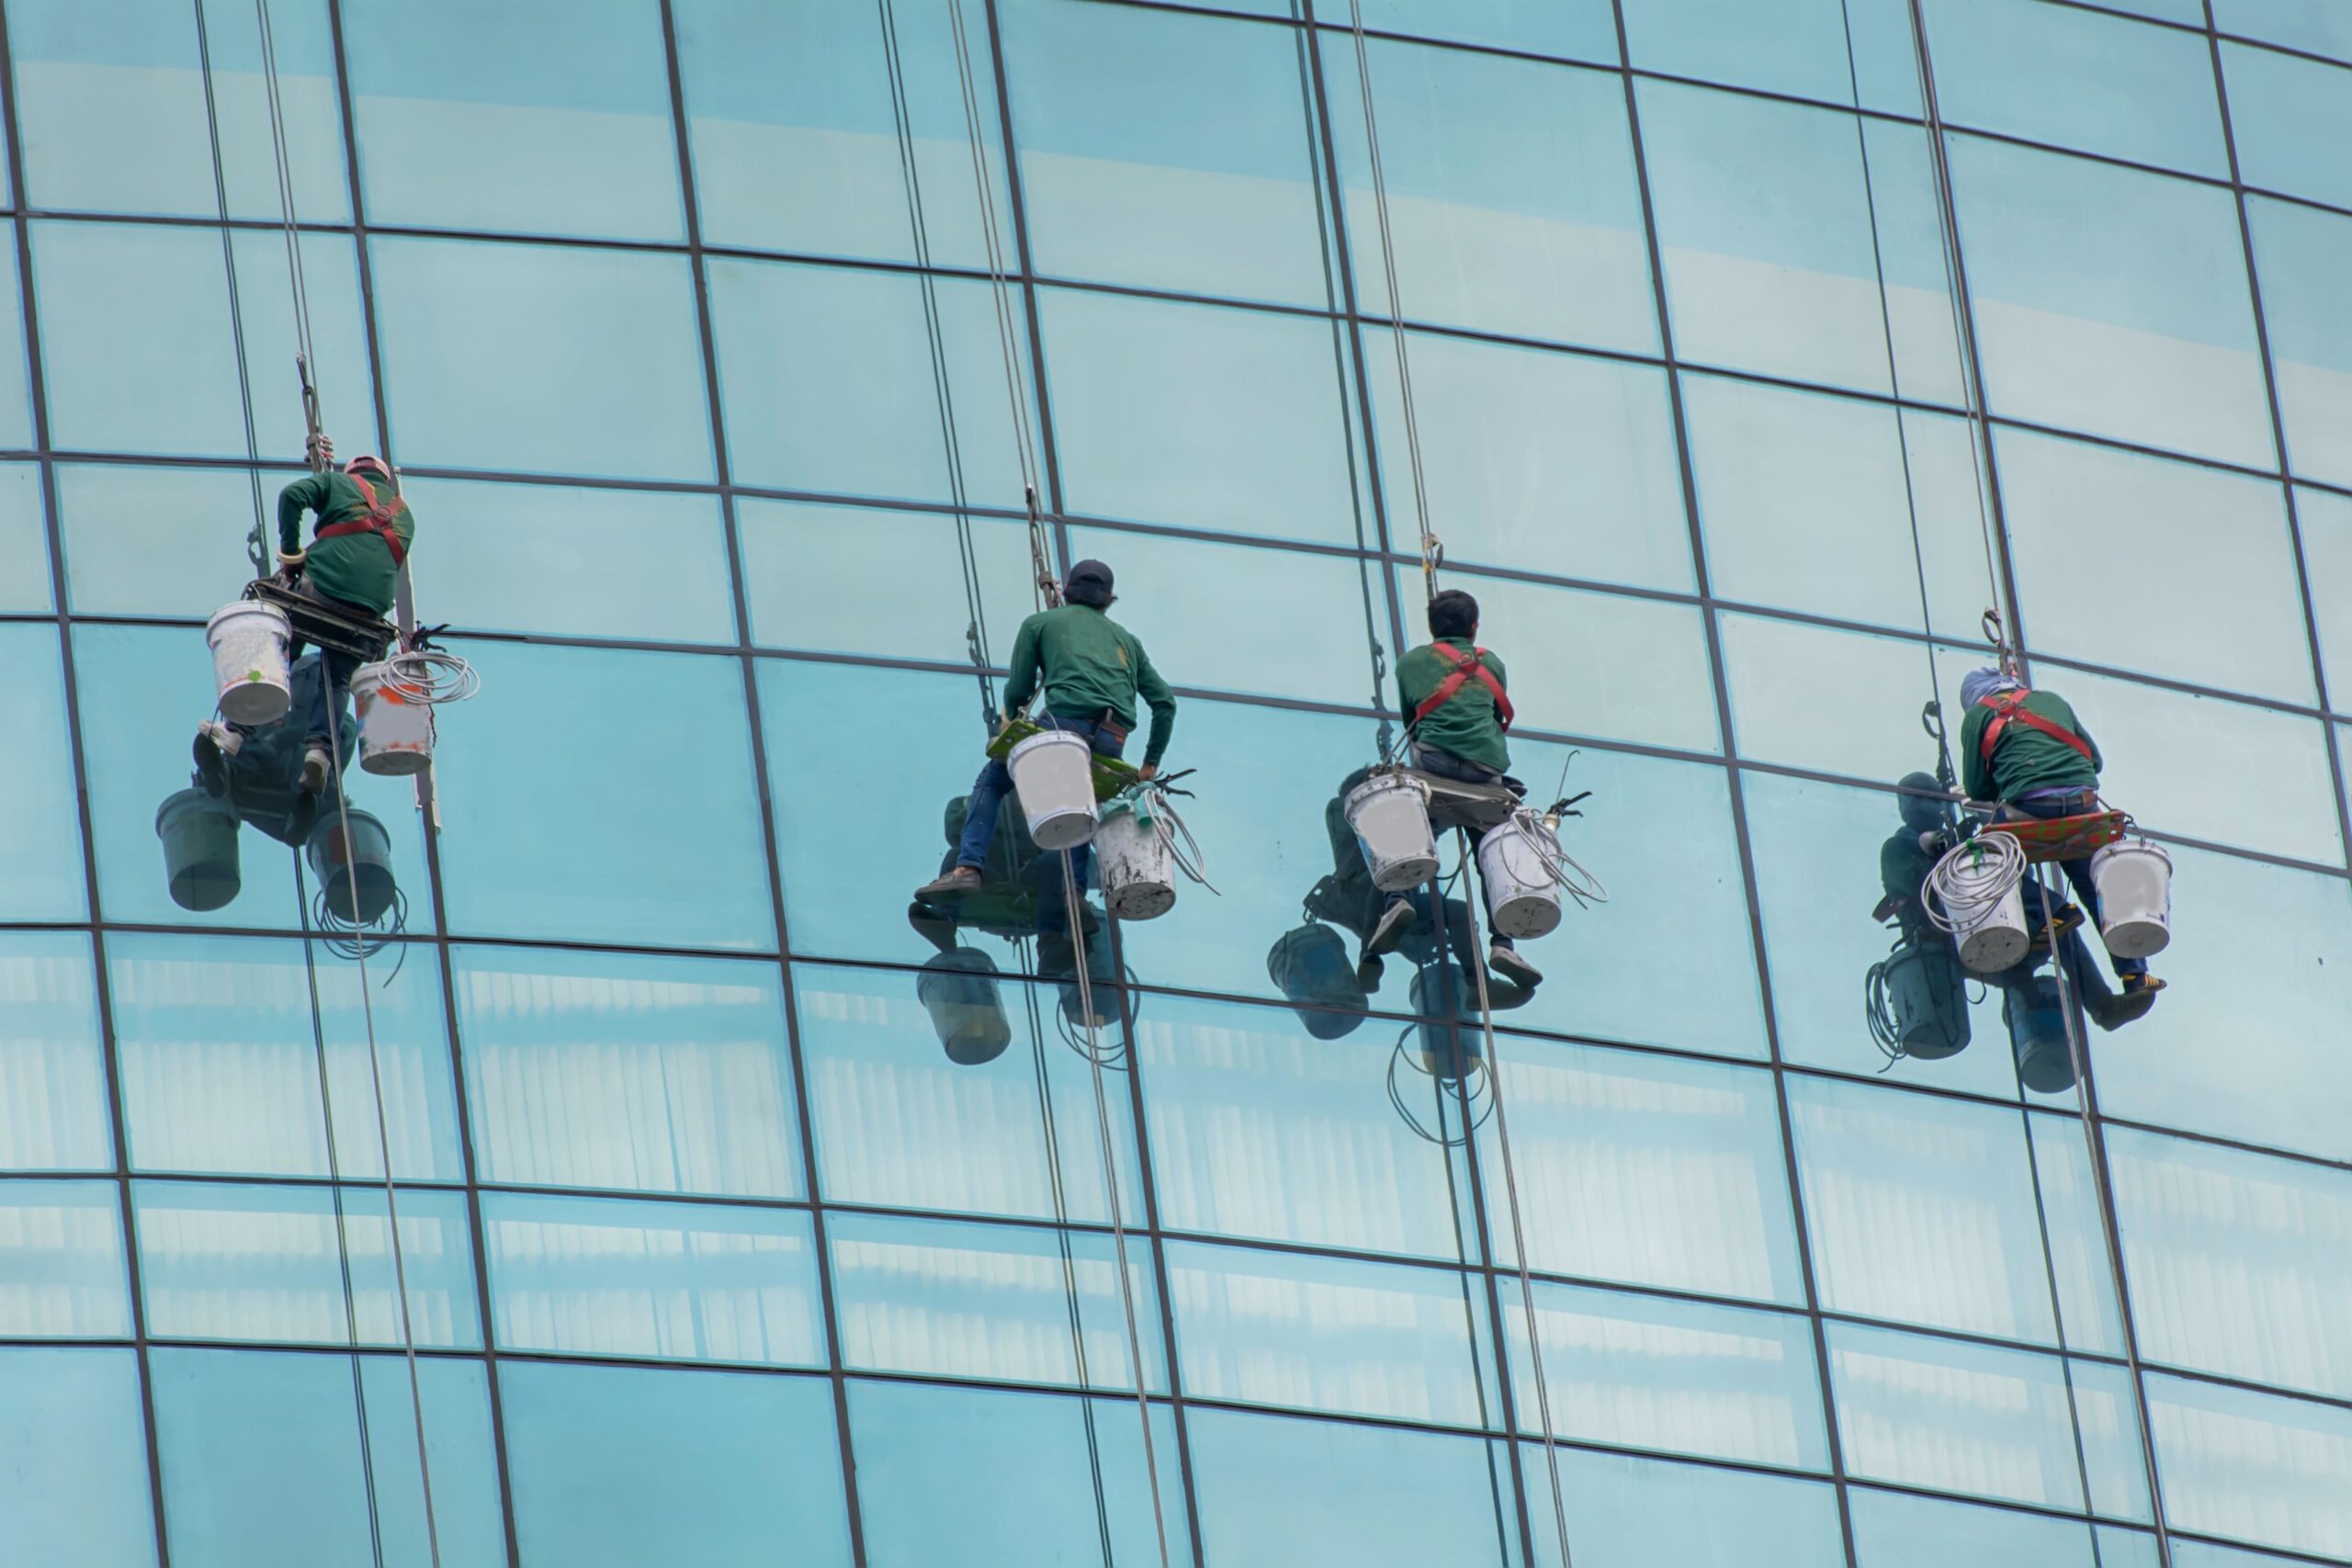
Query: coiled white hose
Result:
<box><xmin>382</xmin><ymin>646</ymin><xmax>479</xmax><ymax>705</ymax></box>
<box><xmin>1494</xmin><ymin>807</ymin><xmax>1609</xmax><ymax>909</ymax></box>
<box><xmin>1924</xmin><ymin>830</ymin><xmax>2026</xmax><ymax>939</ymax></box>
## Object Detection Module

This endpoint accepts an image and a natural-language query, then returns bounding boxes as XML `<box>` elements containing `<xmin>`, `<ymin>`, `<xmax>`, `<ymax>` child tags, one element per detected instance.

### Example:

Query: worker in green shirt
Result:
<box><xmin>917</xmin><ymin>560</ymin><xmax>1175</xmax><ymax>923</ymax></box>
<box><xmin>1959</xmin><ymin>668</ymin><xmax>2162</xmax><ymax>1005</ymax></box>
<box><xmin>1369</xmin><ymin>589</ymin><xmax>1541</xmax><ymax>991</ymax></box>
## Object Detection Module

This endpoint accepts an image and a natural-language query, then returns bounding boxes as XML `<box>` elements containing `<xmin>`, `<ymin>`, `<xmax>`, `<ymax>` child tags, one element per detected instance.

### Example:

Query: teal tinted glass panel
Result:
<box><xmin>2221</xmin><ymin>42</ymin><xmax>2352</xmax><ymax>212</ymax></box>
<box><xmin>0</xmin><ymin>1348</ymin><xmax>155</xmax><ymax>1568</ymax></box>
<box><xmin>110</xmin><ymin>931</ymin><xmax>461</xmax><ymax>1181</ymax></box>
<box><xmin>1043</xmin><ymin>288</ymin><xmax>1367</xmax><ymax>549</ymax></box>
<box><xmin>133</xmin><ymin>1179</ymin><xmax>479</xmax><ymax>1348</ymax></box>
<box><xmin>344</xmin><ymin>0</ymin><xmax>683</xmax><ymax>242</ymax></box>
<box><xmin>455</xmin><ymin>945</ymin><xmax>804</xmax><ymax>1199</ymax></box>
<box><xmin>0</xmin><ymin>935</ymin><xmax>110</xmax><ymax>1170</ymax></box>
<box><xmin>2304</xmin><ymin>485</ymin><xmax>2352</xmax><ymax>702</ymax></box>
<box><xmin>0</xmin><ymin>1179</ymin><xmax>130</xmax><ymax>1337</ymax></box>
<box><xmin>831</xmin><ymin>1212</ymin><xmax>1168</xmax><ymax>1393</ymax></box>
<box><xmin>1996</xmin><ymin>429</ymin><xmax>2314</xmax><ymax>705</ymax></box>
<box><xmin>434</xmin><ymin>642</ymin><xmax>774</xmax><ymax>950</ymax></box>
<box><xmin>502</xmin><ymin>1360</ymin><xmax>852</xmax><ymax>1568</ymax></box>
<box><xmin>853</xmin><ymin>1381</ymin><xmax>1188</xmax><ymax>1568</ymax></box>
<box><xmin>1540</xmin><ymin>1447</ymin><xmax>1846</xmax><ymax>1568</ymax></box>
<box><xmin>1719</xmin><ymin>613</ymin><xmax>1984</xmax><ymax>785</ymax></box>
<box><xmin>0</xmin><ymin>625</ymin><xmax>84</xmax><ymax>920</ymax></box>
<box><xmin>1622</xmin><ymin>0</ymin><xmax>1913</xmax><ymax>107</ymax></box>
<box><xmin>1366</xmin><ymin>329</ymin><xmax>1692</xmax><ymax>592</ymax></box>
<box><xmin>1323</xmin><ymin>39</ymin><xmax>1656</xmax><ymax>352</ymax></box>
<box><xmin>2149</xmin><ymin>1373</ymin><xmax>2352</xmax><ymax>1559</ymax></box>
<box><xmin>371</xmin><ymin>235</ymin><xmax>713</xmax><ymax>480</ymax></box>
<box><xmin>1851</xmin><ymin>1486</ymin><xmax>2148</xmax><ymax>1568</ymax></box>
<box><xmin>2248</xmin><ymin>198</ymin><xmax>2352</xmax><ymax>490</ymax></box>
<box><xmin>58</xmin><ymin>461</ymin><xmax>300</xmax><ymax>619</ymax></box>
<box><xmin>1504</xmin><ymin>1278</ymin><xmax>1830</xmax><ymax>1471</ymax></box>
<box><xmin>10</xmin><ymin>0</ymin><xmax>345</xmax><ymax>220</ymax></box>
<box><xmin>1479</xmin><ymin>1042</ymin><xmax>1803</xmax><ymax>1303</ymax></box>
<box><xmin>2215</xmin><ymin>0</ymin><xmax>2352</xmax><ymax>62</ymax></box>
<box><xmin>1946</xmin><ymin>136</ymin><xmax>2272</xmax><ymax>468</ymax></box>
<box><xmin>483</xmin><ymin>1191</ymin><xmax>821</xmax><ymax>1367</ymax></box>
<box><xmin>1002</xmin><ymin>0</ymin><xmax>1328</xmax><ymax>306</ymax></box>
<box><xmin>1351</xmin><ymin>0</ymin><xmax>1617</xmax><ymax>62</ymax></box>
<box><xmin>675</xmin><ymin>0</ymin><xmax>1012</xmax><ymax>268</ymax></box>
<box><xmin>1922</xmin><ymin>0</ymin><xmax>2226</xmax><ymax>175</ymax></box>
<box><xmin>1169</xmin><ymin>1238</ymin><xmax>1496</xmax><ymax>1426</ymax></box>
<box><xmin>0</xmin><ymin>464</ymin><xmax>51</xmax><ymax>614</ymax></box>
<box><xmin>153</xmin><ymin>1348</ymin><xmax>503</xmax><ymax>1568</ymax></box>
<box><xmin>738</xmin><ymin>497</ymin><xmax>1033</xmax><ymax>665</ymax></box>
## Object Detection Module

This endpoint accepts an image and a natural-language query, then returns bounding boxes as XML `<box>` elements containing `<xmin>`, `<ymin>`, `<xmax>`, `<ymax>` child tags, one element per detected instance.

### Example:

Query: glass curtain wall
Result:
<box><xmin>0</xmin><ymin>0</ymin><xmax>2347</xmax><ymax>1564</ymax></box>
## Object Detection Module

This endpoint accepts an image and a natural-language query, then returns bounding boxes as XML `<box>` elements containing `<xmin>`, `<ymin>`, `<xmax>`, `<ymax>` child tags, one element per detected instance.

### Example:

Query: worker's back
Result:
<box><xmin>279</xmin><ymin>470</ymin><xmax>415</xmax><ymax>616</ymax></box>
<box><xmin>1398</xmin><ymin>640</ymin><xmax>1510</xmax><ymax>773</ymax></box>
<box><xmin>1960</xmin><ymin>688</ymin><xmax>2098</xmax><ymax>802</ymax></box>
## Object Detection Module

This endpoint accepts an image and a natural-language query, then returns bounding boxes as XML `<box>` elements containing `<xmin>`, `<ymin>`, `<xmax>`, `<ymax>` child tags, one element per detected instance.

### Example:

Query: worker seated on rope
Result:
<box><xmin>916</xmin><ymin>559</ymin><xmax>1175</xmax><ymax>921</ymax></box>
<box><xmin>196</xmin><ymin>436</ymin><xmax>413</xmax><ymax>796</ymax></box>
<box><xmin>1365</xmin><ymin>589</ymin><xmax>1541</xmax><ymax>991</ymax></box>
<box><xmin>1959</xmin><ymin>667</ymin><xmax>2164</xmax><ymax>1011</ymax></box>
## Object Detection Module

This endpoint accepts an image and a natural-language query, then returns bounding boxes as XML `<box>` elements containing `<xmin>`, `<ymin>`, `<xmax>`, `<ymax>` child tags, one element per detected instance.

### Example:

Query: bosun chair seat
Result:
<box><xmin>1980</xmin><ymin>809</ymin><xmax>2129</xmax><ymax>864</ymax></box>
<box><xmin>243</xmin><ymin>578</ymin><xmax>395</xmax><ymax>663</ymax></box>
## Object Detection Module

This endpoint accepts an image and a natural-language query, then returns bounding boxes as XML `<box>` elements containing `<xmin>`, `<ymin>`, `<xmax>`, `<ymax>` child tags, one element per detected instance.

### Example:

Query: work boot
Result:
<box><xmin>193</xmin><ymin>721</ymin><xmax>243</xmax><ymax>796</ymax></box>
<box><xmin>1363</xmin><ymin>897</ymin><xmax>1412</xmax><ymax>961</ymax></box>
<box><xmin>915</xmin><ymin>866</ymin><xmax>982</xmax><ymax>902</ymax></box>
<box><xmin>1487</xmin><ymin>943</ymin><xmax>1542</xmax><ymax>990</ymax></box>
<box><xmin>1356</xmin><ymin>955</ymin><xmax>1383</xmax><ymax>995</ymax></box>
<box><xmin>298</xmin><ymin>740</ymin><xmax>331</xmax><ymax>795</ymax></box>
<box><xmin>2026</xmin><ymin>903</ymin><xmax>2085</xmax><ymax>953</ymax></box>
<box><xmin>2110</xmin><ymin>973</ymin><xmax>2165</xmax><ymax>1024</ymax></box>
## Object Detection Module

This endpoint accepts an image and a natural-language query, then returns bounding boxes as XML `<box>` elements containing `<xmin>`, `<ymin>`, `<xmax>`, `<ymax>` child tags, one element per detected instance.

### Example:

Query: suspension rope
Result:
<box><xmin>252</xmin><ymin>0</ymin><xmax>323</xmax><ymax>461</ymax></box>
<box><xmin>190</xmin><ymin>0</ymin><xmax>269</xmax><ymax>571</ymax></box>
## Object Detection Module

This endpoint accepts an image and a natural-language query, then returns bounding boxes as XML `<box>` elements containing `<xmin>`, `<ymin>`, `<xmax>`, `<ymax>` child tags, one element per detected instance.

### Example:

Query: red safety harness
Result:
<box><xmin>1976</xmin><ymin>688</ymin><xmax>2093</xmax><ymax>763</ymax></box>
<box><xmin>1411</xmin><ymin>640</ymin><xmax>1514</xmax><ymax>730</ymax></box>
<box><xmin>313</xmin><ymin>472</ymin><xmax>408</xmax><ymax>567</ymax></box>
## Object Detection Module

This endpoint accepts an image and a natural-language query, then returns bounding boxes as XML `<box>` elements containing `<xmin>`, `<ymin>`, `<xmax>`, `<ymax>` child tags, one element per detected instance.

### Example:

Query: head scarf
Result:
<box><xmin>1960</xmin><ymin>666</ymin><xmax>2018</xmax><ymax>710</ymax></box>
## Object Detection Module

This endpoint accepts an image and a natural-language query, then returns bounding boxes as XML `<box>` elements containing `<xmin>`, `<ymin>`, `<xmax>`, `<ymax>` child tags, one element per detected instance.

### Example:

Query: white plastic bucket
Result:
<box><xmin>351</xmin><ymin>662</ymin><xmax>435</xmax><ymax>776</ymax></box>
<box><xmin>1008</xmin><ymin>730</ymin><xmax>1099</xmax><ymax>852</ymax></box>
<box><xmin>207</xmin><ymin>601</ymin><xmax>293</xmax><ymax>726</ymax></box>
<box><xmin>1094</xmin><ymin>804</ymin><xmax>1175</xmax><ymax>921</ymax></box>
<box><xmin>1344</xmin><ymin>773</ymin><xmax>1438</xmax><ymax>893</ymax></box>
<box><xmin>2089</xmin><ymin>840</ymin><xmax>2172</xmax><ymax>959</ymax></box>
<box><xmin>1934</xmin><ymin>847</ymin><xmax>2030</xmax><ymax>974</ymax></box>
<box><xmin>1476</xmin><ymin>811</ymin><xmax>1563</xmax><ymax>941</ymax></box>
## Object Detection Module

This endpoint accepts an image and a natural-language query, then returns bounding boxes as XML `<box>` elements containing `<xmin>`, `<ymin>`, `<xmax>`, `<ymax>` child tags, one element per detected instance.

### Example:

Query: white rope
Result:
<box><xmin>1922</xmin><ymin>830</ymin><xmax>2026</xmax><ymax>942</ymax></box>
<box><xmin>1492</xmin><ymin>808</ymin><xmax>1608</xmax><ymax>910</ymax></box>
<box><xmin>380</xmin><ymin>647</ymin><xmax>479</xmax><ymax>706</ymax></box>
<box><xmin>1113</xmin><ymin>783</ymin><xmax>1216</xmax><ymax>896</ymax></box>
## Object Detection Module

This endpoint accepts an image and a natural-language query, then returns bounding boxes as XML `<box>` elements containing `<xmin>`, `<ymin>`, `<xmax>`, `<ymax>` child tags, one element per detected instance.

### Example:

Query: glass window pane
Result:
<box><xmin>0</xmin><ymin>1179</ymin><xmax>130</xmax><ymax>1337</ymax></box>
<box><xmin>740</xmin><ymin>499</ymin><xmax>1032</xmax><ymax>665</ymax></box>
<box><xmin>1636</xmin><ymin>84</ymin><xmax>1962</xmax><ymax>400</ymax></box>
<box><xmin>1997</xmin><ymin>430</ymin><xmax>2314</xmax><ymax>705</ymax></box>
<box><xmin>344</xmin><ymin>0</ymin><xmax>682</xmax><ymax>242</ymax></box>
<box><xmin>1542</xmin><ymin>1447</ymin><xmax>1847</xmax><ymax>1568</ymax></box>
<box><xmin>1829</xmin><ymin>1321</ymin><xmax>2150</xmax><ymax>1520</ymax></box>
<box><xmin>1850</xmin><ymin>1485</ymin><xmax>2142</xmax><ymax>1568</ymax></box>
<box><xmin>852</xmin><ymin>1380</ymin><xmax>1186</xmax><ymax>1568</ymax></box>
<box><xmin>707</xmin><ymin>257</ymin><xmax>1035</xmax><ymax>509</ymax></box>
<box><xmin>1923</xmin><ymin>0</ymin><xmax>2225</xmax><ymax>175</ymax></box>
<box><xmin>797</xmin><ymin>961</ymin><xmax>1141</xmax><ymax>1228</ymax></box>
<box><xmin>0</xmin><ymin>625</ymin><xmax>85</xmax><ymax>920</ymax></box>
<box><xmin>1948</xmin><ymin>137</ymin><xmax>2273</xmax><ymax>468</ymax></box>
<box><xmin>2214</xmin><ymin>0</ymin><xmax>2352</xmax><ymax>63</ymax></box>
<box><xmin>1324</xmin><ymin>39</ymin><xmax>1656</xmax><ymax>353</ymax></box>
<box><xmin>1002</xmin><ymin>0</ymin><xmax>1329</xmax><ymax>306</ymax></box>
<box><xmin>59</xmin><ymin>461</ymin><xmax>299</xmax><ymax>619</ymax></box>
<box><xmin>1169</xmin><ymin>1238</ymin><xmax>1494</xmax><ymax>1426</ymax></box>
<box><xmin>1719</xmin><ymin>612</ymin><xmax>1984</xmax><ymax>786</ymax></box>
<box><xmin>1368</xmin><ymin>330</ymin><xmax>1692</xmax><ymax>592</ymax></box>
<box><xmin>1044</xmin><ymin>288</ymin><xmax>1367</xmax><ymax>549</ymax></box>
<box><xmin>435</xmin><ymin>642</ymin><xmax>775</xmax><ymax>951</ymax></box>
<box><xmin>676</xmin><ymin>0</ymin><xmax>1012</xmax><ymax>268</ymax></box>
<box><xmin>2249</xmin><ymin>199</ymin><xmax>2352</xmax><ymax>491</ymax></box>
<box><xmin>1623</xmin><ymin>0</ymin><xmax>1881</xmax><ymax>105</ymax></box>
<box><xmin>2304</xmin><ymin>485</ymin><xmax>2352</xmax><ymax>701</ymax></box>
<box><xmin>1504</xmin><ymin>1279</ymin><xmax>1829</xmax><ymax>1471</ymax></box>
<box><xmin>455</xmin><ymin>945</ymin><xmax>804</xmax><ymax>1200</ymax></box>
<box><xmin>1481</xmin><ymin>1042</ymin><xmax>1804</xmax><ymax>1304</ymax></box>
<box><xmin>1349</xmin><ymin>0</ymin><xmax>1618</xmax><ymax>63</ymax></box>
<box><xmin>831</xmin><ymin>1212</ymin><xmax>1167</xmax><ymax>1393</ymax></box>
<box><xmin>0</xmin><ymin>1348</ymin><xmax>155</xmax><ymax>1568</ymax></box>
<box><xmin>0</xmin><ymin>935</ymin><xmax>111</xmax><ymax>1170</ymax></box>
<box><xmin>0</xmin><ymin>464</ymin><xmax>52</xmax><ymax>614</ymax></box>
<box><xmin>2150</xmin><ymin>1373</ymin><xmax>2352</xmax><ymax>1560</ymax></box>
<box><xmin>501</xmin><ymin>1359</ymin><xmax>852</xmax><ymax>1568</ymax></box>
<box><xmin>110</xmin><ymin>932</ymin><xmax>460</xmax><ymax>1182</ymax></box>
<box><xmin>153</xmin><ymin>1347</ymin><xmax>503</xmax><ymax>1568</ymax></box>
<box><xmin>10</xmin><ymin>0</ymin><xmax>345</xmax><ymax>221</ymax></box>
<box><xmin>133</xmin><ymin>1179</ymin><xmax>479</xmax><ymax>1348</ymax></box>
<box><xmin>2221</xmin><ymin>42</ymin><xmax>2352</xmax><ymax>212</ymax></box>
<box><xmin>372</xmin><ymin>234</ymin><xmax>713</xmax><ymax>481</ymax></box>
<box><xmin>2112</xmin><ymin>1128</ymin><xmax>2352</xmax><ymax>1402</ymax></box>
<box><xmin>482</xmin><ymin>1191</ymin><xmax>820</xmax><ymax>1367</ymax></box>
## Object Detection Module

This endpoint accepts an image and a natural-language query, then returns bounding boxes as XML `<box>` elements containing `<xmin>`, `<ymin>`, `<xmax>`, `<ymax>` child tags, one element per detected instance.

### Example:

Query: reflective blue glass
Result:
<box><xmin>2304</xmin><ymin>484</ymin><xmax>2352</xmax><ymax>702</ymax></box>
<box><xmin>500</xmin><ymin>1359</ymin><xmax>851</xmax><ymax>1568</ymax></box>
<box><xmin>0</xmin><ymin>624</ymin><xmax>85</xmax><ymax>920</ymax></box>
<box><xmin>1540</xmin><ymin>1447</ymin><xmax>1847</xmax><ymax>1568</ymax></box>
<box><xmin>0</xmin><ymin>1348</ymin><xmax>156</xmax><ymax>1568</ymax></box>
<box><xmin>1622</xmin><ymin>0</ymin><xmax>1917</xmax><ymax>110</ymax></box>
<box><xmin>343</xmin><ymin>0</ymin><xmax>683</xmax><ymax>242</ymax></box>
<box><xmin>0</xmin><ymin>935</ymin><xmax>110</xmax><ymax>1170</ymax></box>
<box><xmin>58</xmin><ymin>461</ymin><xmax>300</xmax><ymax>619</ymax></box>
<box><xmin>152</xmin><ymin>1347</ymin><xmax>504</xmax><ymax>1568</ymax></box>
<box><xmin>2149</xmin><ymin>1373</ymin><xmax>2352</xmax><ymax>1559</ymax></box>
<box><xmin>739</xmin><ymin>497</ymin><xmax>1030</xmax><ymax>664</ymax></box>
<box><xmin>0</xmin><ymin>464</ymin><xmax>51</xmax><ymax>614</ymax></box>
<box><xmin>0</xmin><ymin>1179</ymin><xmax>130</xmax><ymax>1337</ymax></box>
<box><xmin>2221</xmin><ymin>42</ymin><xmax>2352</xmax><ymax>212</ymax></box>
<box><xmin>2247</xmin><ymin>197</ymin><xmax>2352</xmax><ymax>491</ymax></box>
<box><xmin>2215</xmin><ymin>0</ymin><xmax>2352</xmax><ymax>63</ymax></box>
<box><xmin>1719</xmin><ymin>612</ymin><xmax>1984</xmax><ymax>785</ymax></box>
<box><xmin>1350</xmin><ymin>0</ymin><xmax>1616</xmax><ymax>62</ymax></box>
<box><xmin>1850</xmin><ymin>1486</ymin><xmax>2152</xmax><ymax>1568</ymax></box>
<box><xmin>482</xmin><ymin>1190</ymin><xmax>821</xmax><ymax>1366</ymax></box>
<box><xmin>454</xmin><ymin>944</ymin><xmax>804</xmax><ymax>1200</ymax></box>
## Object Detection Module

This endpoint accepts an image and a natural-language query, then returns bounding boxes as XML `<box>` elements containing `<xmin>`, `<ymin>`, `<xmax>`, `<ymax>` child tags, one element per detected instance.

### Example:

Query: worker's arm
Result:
<box><xmin>276</xmin><ymin>475</ymin><xmax>327</xmax><ymax>559</ymax></box>
<box><xmin>1959</xmin><ymin>712</ymin><xmax>1992</xmax><ymax>802</ymax></box>
<box><xmin>1000</xmin><ymin>615</ymin><xmax>1043</xmax><ymax>719</ymax></box>
<box><xmin>1136</xmin><ymin>644</ymin><xmax>1177</xmax><ymax>767</ymax></box>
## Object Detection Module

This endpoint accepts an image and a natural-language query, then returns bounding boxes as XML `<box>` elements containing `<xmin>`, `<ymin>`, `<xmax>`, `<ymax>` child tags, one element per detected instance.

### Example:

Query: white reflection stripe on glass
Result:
<box><xmin>831</xmin><ymin>1233</ymin><xmax>1148</xmax><ymax>1393</ymax></box>
<box><xmin>0</xmin><ymin>1186</ymin><xmax>128</xmax><ymax>1336</ymax></box>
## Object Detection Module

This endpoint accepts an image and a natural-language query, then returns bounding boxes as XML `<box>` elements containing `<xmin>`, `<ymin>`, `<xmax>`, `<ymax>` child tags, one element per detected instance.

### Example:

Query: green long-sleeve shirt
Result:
<box><xmin>1004</xmin><ymin>604</ymin><xmax>1177</xmax><ymax>765</ymax></box>
<box><xmin>277</xmin><ymin>472</ymin><xmax>414</xmax><ymax>616</ymax></box>
<box><xmin>1398</xmin><ymin>641</ymin><xmax>1510</xmax><ymax>774</ymax></box>
<box><xmin>1959</xmin><ymin>688</ymin><xmax>2100</xmax><ymax>803</ymax></box>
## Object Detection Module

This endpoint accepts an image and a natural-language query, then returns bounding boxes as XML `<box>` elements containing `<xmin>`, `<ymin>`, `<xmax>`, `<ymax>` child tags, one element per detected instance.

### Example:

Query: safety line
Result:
<box><xmin>189</xmin><ymin>0</ymin><xmax>269</xmax><ymax>565</ymax></box>
<box><xmin>1058</xmin><ymin>857</ymin><xmax>1174</xmax><ymax>1568</ymax></box>
<box><xmin>252</xmin><ymin>0</ymin><xmax>322</xmax><ymax>456</ymax></box>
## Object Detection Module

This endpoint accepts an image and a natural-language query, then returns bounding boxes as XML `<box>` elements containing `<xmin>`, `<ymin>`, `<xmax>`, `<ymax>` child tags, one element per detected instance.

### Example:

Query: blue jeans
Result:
<box><xmin>956</xmin><ymin>715</ymin><xmax>1126</xmax><ymax>920</ymax></box>
<box><xmin>287</xmin><ymin>579</ymin><xmax>369</xmax><ymax>749</ymax></box>
<box><xmin>2002</xmin><ymin>788</ymin><xmax>2146</xmax><ymax>982</ymax></box>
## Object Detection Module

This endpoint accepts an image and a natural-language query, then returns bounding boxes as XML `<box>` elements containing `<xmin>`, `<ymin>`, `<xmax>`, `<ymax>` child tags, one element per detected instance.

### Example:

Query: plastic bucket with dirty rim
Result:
<box><xmin>1344</xmin><ymin>773</ymin><xmax>1439</xmax><ymax>894</ymax></box>
<box><xmin>1007</xmin><ymin>730</ymin><xmax>1099</xmax><ymax>852</ymax></box>
<box><xmin>207</xmin><ymin>601</ymin><xmax>293</xmax><ymax>725</ymax></box>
